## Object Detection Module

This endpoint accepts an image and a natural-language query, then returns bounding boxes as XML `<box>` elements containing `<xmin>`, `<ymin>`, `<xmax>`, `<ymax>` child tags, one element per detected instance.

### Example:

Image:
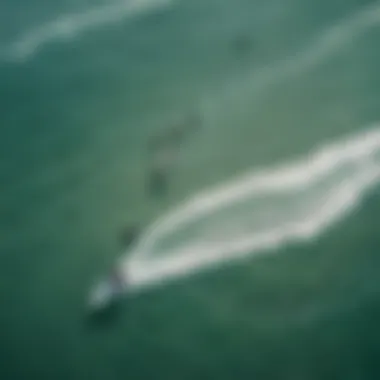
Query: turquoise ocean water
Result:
<box><xmin>1</xmin><ymin>0</ymin><xmax>380</xmax><ymax>378</ymax></box>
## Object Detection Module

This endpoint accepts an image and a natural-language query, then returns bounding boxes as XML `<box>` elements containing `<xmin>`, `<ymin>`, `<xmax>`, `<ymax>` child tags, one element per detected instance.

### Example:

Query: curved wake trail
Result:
<box><xmin>122</xmin><ymin>124</ymin><xmax>380</xmax><ymax>292</ymax></box>
<box><xmin>114</xmin><ymin>3</ymin><xmax>380</xmax><ymax>293</ymax></box>
<box><xmin>4</xmin><ymin>0</ymin><xmax>173</xmax><ymax>62</ymax></box>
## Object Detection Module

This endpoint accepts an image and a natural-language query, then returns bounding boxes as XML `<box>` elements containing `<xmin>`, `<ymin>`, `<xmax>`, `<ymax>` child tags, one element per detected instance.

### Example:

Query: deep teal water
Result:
<box><xmin>1</xmin><ymin>0</ymin><xmax>380</xmax><ymax>379</ymax></box>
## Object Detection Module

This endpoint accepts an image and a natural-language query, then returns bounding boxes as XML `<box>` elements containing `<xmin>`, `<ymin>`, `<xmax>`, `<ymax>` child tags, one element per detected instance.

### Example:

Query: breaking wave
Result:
<box><xmin>124</xmin><ymin>124</ymin><xmax>380</xmax><ymax>291</ymax></box>
<box><xmin>5</xmin><ymin>0</ymin><xmax>173</xmax><ymax>62</ymax></box>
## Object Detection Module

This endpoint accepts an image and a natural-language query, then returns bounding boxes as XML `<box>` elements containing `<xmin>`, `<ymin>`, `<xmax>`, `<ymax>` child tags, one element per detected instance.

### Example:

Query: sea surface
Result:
<box><xmin>1</xmin><ymin>0</ymin><xmax>380</xmax><ymax>379</ymax></box>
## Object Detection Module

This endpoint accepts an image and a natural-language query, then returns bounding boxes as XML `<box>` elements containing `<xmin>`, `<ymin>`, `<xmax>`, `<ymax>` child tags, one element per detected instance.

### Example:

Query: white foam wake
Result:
<box><xmin>122</xmin><ymin>125</ymin><xmax>380</xmax><ymax>292</ymax></box>
<box><xmin>5</xmin><ymin>0</ymin><xmax>173</xmax><ymax>61</ymax></box>
<box><xmin>115</xmin><ymin>3</ymin><xmax>380</xmax><ymax>293</ymax></box>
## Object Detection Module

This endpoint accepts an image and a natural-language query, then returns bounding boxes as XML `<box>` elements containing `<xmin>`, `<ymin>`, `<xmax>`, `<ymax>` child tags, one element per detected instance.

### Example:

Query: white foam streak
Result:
<box><xmin>135</xmin><ymin>126</ymin><xmax>380</xmax><ymax>257</ymax></box>
<box><xmin>124</xmin><ymin>125</ymin><xmax>380</xmax><ymax>292</ymax></box>
<box><xmin>6</xmin><ymin>0</ymin><xmax>172</xmax><ymax>61</ymax></box>
<box><xmin>206</xmin><ymin>3</ymin><xmax>380</xmax><ymax>108</ymax></box>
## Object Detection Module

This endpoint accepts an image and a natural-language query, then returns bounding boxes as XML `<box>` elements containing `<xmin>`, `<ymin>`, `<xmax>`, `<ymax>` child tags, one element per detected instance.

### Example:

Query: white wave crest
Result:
<box><xmin>124</xmin><ymin>124</ymin><xmax>380</xmax><ymax>292</ymax></box>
